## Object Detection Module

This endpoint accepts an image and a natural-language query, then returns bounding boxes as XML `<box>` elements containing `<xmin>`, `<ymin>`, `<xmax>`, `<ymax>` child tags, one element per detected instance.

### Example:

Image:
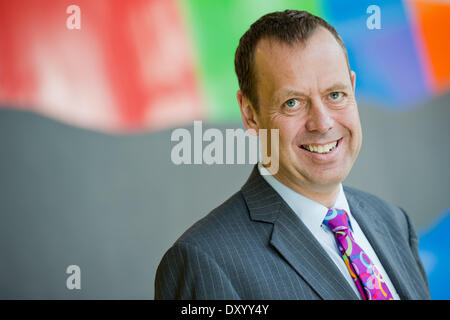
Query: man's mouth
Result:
<box><xmin>299</xmin><ymin>139</ymin><xmax>340</xmax><ymax>154</ymax></box>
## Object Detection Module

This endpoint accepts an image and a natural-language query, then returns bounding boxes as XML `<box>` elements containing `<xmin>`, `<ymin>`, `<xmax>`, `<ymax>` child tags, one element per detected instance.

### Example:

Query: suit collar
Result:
<box><xmin>344</xmin><ymin>187</ymin><xmax>414</xmax><ymax>300</ymax></box>
<box><xmin>258</xmin><ymin>163</ymin><xmax>351</xmax><ymax>237</ymax></box>
<box><xmin>241</xmin><ymin>165</ymin><xmax>283</xmax><ymax>224</ymax></box>
<box><xmin>241</xmin><ymin>166</ymin><xmax>359</xmax><ymax>300</ymax></box>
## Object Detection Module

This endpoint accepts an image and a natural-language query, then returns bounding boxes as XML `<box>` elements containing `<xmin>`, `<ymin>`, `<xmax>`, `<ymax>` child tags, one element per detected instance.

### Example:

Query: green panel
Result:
<box><xmin>181</xmin><ymin>0</ymin><xmax>324</xmax><ymax>122</ymax></box>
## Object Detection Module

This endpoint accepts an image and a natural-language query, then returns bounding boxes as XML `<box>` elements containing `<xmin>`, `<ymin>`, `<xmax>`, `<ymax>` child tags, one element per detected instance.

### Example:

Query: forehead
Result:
<box><xmin>253</xmin><ymin>28</ymin><xmax>350</xmax><ymax>98</ymax></box>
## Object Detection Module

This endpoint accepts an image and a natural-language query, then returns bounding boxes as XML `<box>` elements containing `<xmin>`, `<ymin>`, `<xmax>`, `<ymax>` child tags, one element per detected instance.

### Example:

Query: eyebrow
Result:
<box><xmin>276</xmin><ymin>89</ymin><xmax>307</xmax><ymax>101</ymax></box>
<box><xmin>325</xmin><ymin>82</ymin><xmax>351</xmax><ymax>92</ymax></box>
<box><xmin>275</xmin><ymin>82</ymin><xmax>351</xmax><ymax>102</ymax></box>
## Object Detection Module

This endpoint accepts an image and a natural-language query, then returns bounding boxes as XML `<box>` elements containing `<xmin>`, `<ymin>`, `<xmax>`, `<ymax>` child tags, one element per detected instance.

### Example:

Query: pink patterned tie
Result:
<box><xmin>322</xmin><ymin>208</ymin><xmax>394</xmax><ymax>300</ymax></box>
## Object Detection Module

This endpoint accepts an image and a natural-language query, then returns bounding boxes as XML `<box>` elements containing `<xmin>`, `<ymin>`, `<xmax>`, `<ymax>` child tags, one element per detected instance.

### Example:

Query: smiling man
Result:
<box><xmin>155</xmin><ymin>10</ymin><xmax>430</xmax><ymax>300</ymax></box>
<box><xmin>238</xmin><ymin>23</ymin><xmax>361</xmax><ymax>208</ymax></box>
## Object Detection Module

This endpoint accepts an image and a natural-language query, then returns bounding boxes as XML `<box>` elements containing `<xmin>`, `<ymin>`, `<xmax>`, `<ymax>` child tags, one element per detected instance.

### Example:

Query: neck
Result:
<box><xmin>264</xmin><ymin>165</ymin><xmax>340</xmax><ymax>208</ymax></box>
<box><xmin>285</xmin><ymin>182</ymin><xmax>340</xmax><ymax>208</ymax></box>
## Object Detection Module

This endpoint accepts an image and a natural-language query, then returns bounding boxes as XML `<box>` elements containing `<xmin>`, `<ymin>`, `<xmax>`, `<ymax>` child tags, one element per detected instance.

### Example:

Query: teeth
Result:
<box><xmin>304</xmin><ymin>141</ymin><xmax>337</xmax><ymax>154</ymax></box>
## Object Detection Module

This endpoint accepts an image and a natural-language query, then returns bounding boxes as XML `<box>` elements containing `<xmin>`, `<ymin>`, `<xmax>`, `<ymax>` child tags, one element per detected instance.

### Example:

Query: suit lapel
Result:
<box><xmin>344</xmin><ymin>188</ymin><xmax>414</xmax><ymax>300</ymax></box>
<box><xmin>241</xmin><ymin>166</ymin><xmax>358</xmax><ymax>300</ymax></box>
<box><xmin>270</xmin><ymin>202</ymin><xmax>359</xmax><ymax>300</ymax></box>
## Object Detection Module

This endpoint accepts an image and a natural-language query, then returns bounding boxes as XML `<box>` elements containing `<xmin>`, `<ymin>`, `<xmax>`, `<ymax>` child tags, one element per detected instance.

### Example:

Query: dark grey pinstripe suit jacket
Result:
<box><xmin>154</xmin><ymin>166</ymin><xmax>430</xmax><ymax>299</ymax></box>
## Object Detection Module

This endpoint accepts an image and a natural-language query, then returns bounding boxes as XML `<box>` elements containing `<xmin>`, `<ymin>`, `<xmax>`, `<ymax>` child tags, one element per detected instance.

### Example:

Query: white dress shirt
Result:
<box><xmin>258</xmin><ymin>163</ymin><xmax>400</xmax><ymax>300</ymax></box>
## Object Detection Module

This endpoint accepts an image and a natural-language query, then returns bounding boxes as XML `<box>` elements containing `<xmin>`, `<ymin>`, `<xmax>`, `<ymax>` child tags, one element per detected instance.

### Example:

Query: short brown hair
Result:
<box><xmin>234</xmin><ymin>10</ymin><xmax>349</xmax><ymax>110</ymax></box>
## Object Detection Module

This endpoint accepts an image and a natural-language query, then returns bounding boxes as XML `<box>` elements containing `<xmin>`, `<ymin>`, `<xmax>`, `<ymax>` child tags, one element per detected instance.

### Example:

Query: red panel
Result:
<box><xmin>0</xmin><ymin>0</ymin><xmax>203</xmax><ymax>132</ymax></box>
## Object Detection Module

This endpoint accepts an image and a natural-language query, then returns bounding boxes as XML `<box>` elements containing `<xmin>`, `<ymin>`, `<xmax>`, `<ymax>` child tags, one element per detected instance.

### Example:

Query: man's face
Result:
<box><xmin>246</xmin><ymin>27</ymin><xmax>362</xmax><ymax>194</ymax></box>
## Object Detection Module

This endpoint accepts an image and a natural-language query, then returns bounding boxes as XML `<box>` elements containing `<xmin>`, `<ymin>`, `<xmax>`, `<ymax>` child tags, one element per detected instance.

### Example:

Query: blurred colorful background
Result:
<box><xmin>0</xmin><ymin>0</ymin><xmax>449</xmax><ymax>299</ymax></box>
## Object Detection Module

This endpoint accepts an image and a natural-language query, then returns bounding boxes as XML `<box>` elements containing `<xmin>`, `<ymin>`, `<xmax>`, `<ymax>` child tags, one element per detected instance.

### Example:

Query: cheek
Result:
<box><xmin>339</xmin><ymin>109</ymin><xmax>362</xmax><ymax>149</ymax></box>
<box><xmin>258</xmin><ymin>115</ymin><xmax>295</xmax><ymax>155</ymax></box>
<box><xmin>275</xmin><ymin>118</ymin><xmax>302</xmax><ymax>148</ymax></box>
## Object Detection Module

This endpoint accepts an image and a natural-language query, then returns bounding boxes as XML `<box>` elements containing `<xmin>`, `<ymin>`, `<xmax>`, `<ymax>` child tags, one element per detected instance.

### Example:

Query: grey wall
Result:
<box><xmin>0</xmin><ymin>93</ymin><xmax>449</xmax><ymax>298</ymax></box>
<box><xmin>350</xmin><ymin>94</ymin><xmax>450</xmax><ymax>228</ymax></box>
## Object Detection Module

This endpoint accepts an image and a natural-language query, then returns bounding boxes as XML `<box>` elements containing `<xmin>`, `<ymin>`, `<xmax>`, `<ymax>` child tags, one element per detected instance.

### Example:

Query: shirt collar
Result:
<box><xmin>258</xmin><ymin>163</ymin><xmax>352</xmax><ymax>234</ymax></box>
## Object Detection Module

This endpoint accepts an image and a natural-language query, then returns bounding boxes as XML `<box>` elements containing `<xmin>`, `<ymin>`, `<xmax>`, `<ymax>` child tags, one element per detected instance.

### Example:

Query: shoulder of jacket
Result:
<box><xmin>172</xmin><ymin>190</ymin><xmax>249</xmax><ymax>248</ymax></box>
<box><xmin>343</xmin><ymin>185</ymin><xmax>409</xmax><ymax>230</ymax></box>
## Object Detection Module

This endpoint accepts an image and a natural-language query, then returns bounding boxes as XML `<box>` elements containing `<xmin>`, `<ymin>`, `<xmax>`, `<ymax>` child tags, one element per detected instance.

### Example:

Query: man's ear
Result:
<box><xmin>237</xmin><ymin>90</ymin><xmax>259</xmax><ymax>135</ymax></box>
<box><xmin>350</xmin><ymin>70</ymin><xmax>356</xmax><ymax>92</ymax></box>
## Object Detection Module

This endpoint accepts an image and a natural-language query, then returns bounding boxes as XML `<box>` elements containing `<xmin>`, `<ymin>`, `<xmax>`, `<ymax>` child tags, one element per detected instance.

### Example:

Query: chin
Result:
<box><xmin>300</xmin><ymin>165</ymin><xmax>348</xmax><ymax>188</ymax></box>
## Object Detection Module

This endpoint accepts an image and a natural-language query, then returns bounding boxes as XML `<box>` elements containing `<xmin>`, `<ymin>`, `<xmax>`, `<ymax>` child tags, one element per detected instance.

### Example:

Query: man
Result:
<box><xmin>155</xmin><ymin>10</ymin><xmax>430</xmax><ymax>300</ymax></box>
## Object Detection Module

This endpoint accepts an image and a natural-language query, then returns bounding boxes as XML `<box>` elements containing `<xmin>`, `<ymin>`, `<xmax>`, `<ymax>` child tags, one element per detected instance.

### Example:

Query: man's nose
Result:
<box><xmin>305</xmin><ymin>100</ymin><xmax>333</xmax><ymax>133</ymax></box>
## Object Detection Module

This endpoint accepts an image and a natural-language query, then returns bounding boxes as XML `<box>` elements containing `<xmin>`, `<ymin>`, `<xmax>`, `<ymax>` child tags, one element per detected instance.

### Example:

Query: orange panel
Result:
<box><xmin>410</xmin><ymin>0</ymin><xmax>450</xmax><ymax>94</ymax></box>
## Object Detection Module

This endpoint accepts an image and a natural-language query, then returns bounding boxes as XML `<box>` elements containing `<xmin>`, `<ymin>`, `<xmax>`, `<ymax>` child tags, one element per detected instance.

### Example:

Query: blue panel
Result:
<box><xmin>419</xmin><ymin>209</ymin><xmax>450</xmax><ymax>300</ymax></box>
<box><xmin>322</xmin><ymin>0</ymin><xmax>430</xmax><ymax>109</ymax></box>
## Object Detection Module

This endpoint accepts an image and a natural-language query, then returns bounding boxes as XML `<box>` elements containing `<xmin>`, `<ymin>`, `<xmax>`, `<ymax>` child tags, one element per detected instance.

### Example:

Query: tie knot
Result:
<box><xmin>323</xmin><ymin>208</ymin><xmax>350</xmax><ymax>234</ymax></box>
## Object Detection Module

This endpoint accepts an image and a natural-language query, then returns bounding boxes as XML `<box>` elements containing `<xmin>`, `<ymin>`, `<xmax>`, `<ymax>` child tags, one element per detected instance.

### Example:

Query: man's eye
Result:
<box><xmin>329</xmin><ymin>92</ymin><xmax>343</xmax><ymax>100</ymax></box>
<box><xmin>284</xmin><ymin>98</ymin><xmax>300</xmax><ymax>109</ymax></box>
